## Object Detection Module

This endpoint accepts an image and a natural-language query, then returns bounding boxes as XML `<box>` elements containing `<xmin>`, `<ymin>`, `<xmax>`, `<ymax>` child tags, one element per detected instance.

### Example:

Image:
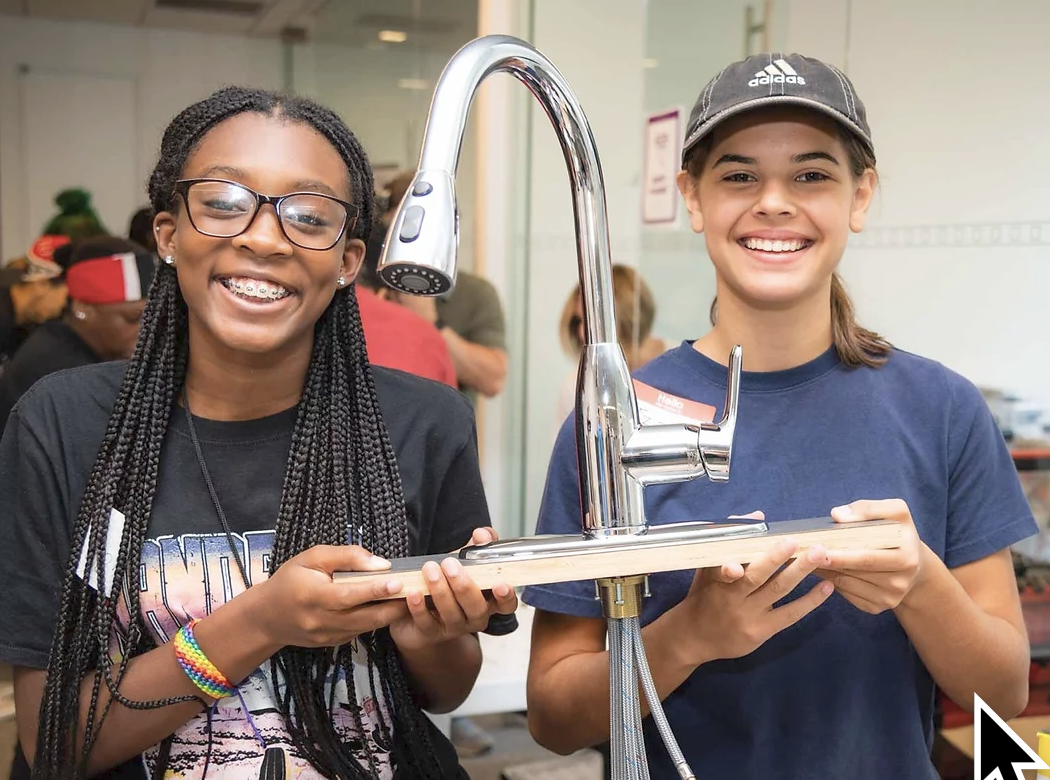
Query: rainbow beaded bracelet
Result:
<box><xmin>173</xmin><ymin>619</ymin><xmax>236</xmax><ymax>701</ymax></box>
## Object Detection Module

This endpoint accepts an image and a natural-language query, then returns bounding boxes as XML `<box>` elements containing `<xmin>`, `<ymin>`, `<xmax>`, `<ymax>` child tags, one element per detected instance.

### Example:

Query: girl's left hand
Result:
<box><xmin>816</xmin><ymin>499</ymin><xmax>930</xmax><ymax>614</ymax></box>
<box><xmin>389</xmin><ymin>527</ymin><xmax>518</xmax><ymax>652</ymax></box>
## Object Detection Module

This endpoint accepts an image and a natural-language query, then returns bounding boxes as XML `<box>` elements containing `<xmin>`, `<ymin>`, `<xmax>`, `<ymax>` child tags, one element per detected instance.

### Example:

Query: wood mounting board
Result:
<box><xmin>333</xmin><ymin>516</ymin><xmax>904</xmax><ymax>599</ymax></box>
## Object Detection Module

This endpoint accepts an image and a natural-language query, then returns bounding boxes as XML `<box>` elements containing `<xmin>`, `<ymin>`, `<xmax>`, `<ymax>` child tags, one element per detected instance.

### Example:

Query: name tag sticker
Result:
<box><xmin>76</xmin><ymin>508</ymin><xmax>127</xmax><ymax>594</ymax></box>
<box><xmin>633</xmin><ymin>380</ymin><xmax>717</xmax><ymax>427</ymax></box>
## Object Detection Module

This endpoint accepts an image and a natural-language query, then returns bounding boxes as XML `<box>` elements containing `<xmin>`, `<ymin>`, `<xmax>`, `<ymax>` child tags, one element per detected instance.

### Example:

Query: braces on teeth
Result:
<box><xmin>224</xmin><ymin>279</ymin><xmax>289</xmax><ymax>301</ymax></box>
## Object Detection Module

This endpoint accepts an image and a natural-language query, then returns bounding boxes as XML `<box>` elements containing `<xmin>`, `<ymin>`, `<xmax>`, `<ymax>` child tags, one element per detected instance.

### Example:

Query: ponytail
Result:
<box><xmin>829</xmin><ymin>272</ymin><xmax>891</xmax><ymax>367</ymax></box>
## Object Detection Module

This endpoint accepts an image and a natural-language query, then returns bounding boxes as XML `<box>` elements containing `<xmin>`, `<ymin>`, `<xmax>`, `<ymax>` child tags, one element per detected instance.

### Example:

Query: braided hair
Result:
<box><xmin>34</xmin><ymin>86</ymin><xmax>442</xmax><ymax>779</ymax></box>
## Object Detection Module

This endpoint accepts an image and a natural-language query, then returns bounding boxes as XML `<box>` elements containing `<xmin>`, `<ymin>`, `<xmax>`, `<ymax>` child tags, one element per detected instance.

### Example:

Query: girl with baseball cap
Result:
<box><xmin>523</xmin><ymin>53</ymin><xmax>1034</xmax><ymax>779</ymax></box>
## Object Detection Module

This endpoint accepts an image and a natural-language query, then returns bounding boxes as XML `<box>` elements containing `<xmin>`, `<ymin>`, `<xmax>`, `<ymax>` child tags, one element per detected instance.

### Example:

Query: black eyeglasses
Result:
<box><xmin>173</xmin><ymin>179</ymin><xmax>358</xmax><ymax>251</ymax></box>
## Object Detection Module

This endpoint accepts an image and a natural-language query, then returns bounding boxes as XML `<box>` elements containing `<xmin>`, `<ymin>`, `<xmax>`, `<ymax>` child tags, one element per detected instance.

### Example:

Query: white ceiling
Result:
<box><xmin>0</xmin><ymin>0</ymin><xmax>478</xmax><ymax>47</ymax></box>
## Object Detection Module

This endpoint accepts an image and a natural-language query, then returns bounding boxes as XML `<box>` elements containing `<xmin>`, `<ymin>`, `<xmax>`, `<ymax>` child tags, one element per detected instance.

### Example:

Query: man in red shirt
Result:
<box><xmin>356</xmin><ymin>228</ymin><xmax>457</xmax><ymax>388</ymax></box>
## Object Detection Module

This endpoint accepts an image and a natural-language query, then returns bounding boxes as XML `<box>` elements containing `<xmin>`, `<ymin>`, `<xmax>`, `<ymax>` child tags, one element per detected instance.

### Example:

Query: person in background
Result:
<box><xmin>379</xmin><ymin>171</ymin><xmax>509</xmax><ymax>403</ymax></box>
<box><xmin>0</xmin><ymin>188</ymin><xmax>111</xmax><ymax>364</ymax></box>
<box><xmin>39</xmin><ymin>187</ymin><xmax>109</xmax><ymax>239</ymax></box>
<box><xmin>555</xmin><ymin>264</ymin><xmax>667</xmax><ymax>423</ymax></box>
<box><xmin>380</xmin><ymin>171</ymin><xmax>414</xmax><ymax>224</ymax></box>
<box><xmin>128</xmin><ymin>207</ymin><xmax>158</xmax><ymax>254</ymax></box>
<box><xmin>16</xmin><ymin>234</ymin><xmax>71</xmax><ymax>283</ymax></box>
<box><xmin>0</xmin><ymin>236</ymin><xmax>155</xmax><ymax>429</ymax></box>
<box><xmin>358</xmin><ymin>222</ymin><xmax>457</xmax><ymax>386</ymax></box>
<box><xmin>434</xmin><ymin>270</ymin><xmax>508</xmax><ymax>402</ymax></box>
<box><xmin>0</xmin><ymin>236</ymin><xmax>72</xmax><ymax>361</ymax></box>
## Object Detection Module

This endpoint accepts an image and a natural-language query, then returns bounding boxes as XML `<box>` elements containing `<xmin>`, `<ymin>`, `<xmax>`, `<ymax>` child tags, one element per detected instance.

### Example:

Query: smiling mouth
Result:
<box><xmin>739</xmin><ymin>237</ymin><xmax>814</xmax><ymax>254</ymax></box>
<box><xmin>217</xmin><ymin>276</ymin><xmax>293</xmax><ymax>302</ymax></box>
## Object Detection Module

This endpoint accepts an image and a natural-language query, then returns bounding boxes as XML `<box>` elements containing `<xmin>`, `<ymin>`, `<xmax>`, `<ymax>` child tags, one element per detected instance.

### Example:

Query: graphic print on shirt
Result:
<box><xmin>109</xmin><ymin>529</ymin><xmax>393</xmax><ymax>780</ymax></box>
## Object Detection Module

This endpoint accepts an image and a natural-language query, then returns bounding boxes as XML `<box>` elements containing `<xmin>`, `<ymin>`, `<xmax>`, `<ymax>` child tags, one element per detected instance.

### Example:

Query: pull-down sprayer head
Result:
<box><xmin>377</xmin><ymin>170</ymin><xmax>458</xmax><ymax>296</ymax></box>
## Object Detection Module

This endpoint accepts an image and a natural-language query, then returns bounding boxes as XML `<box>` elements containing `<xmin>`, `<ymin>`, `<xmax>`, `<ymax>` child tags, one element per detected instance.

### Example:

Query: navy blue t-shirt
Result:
<box><xmin>522</xmin><ymin>343</ymin><xmax>1036</xmax><ymax>780</ymax></box>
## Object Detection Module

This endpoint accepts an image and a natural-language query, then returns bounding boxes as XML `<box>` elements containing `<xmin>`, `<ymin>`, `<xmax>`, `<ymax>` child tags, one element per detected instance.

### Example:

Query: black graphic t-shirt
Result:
<box><xmin>0</xmin><ymin>360</ymin><xmax>486</xmax><ymax>779</ymax></box>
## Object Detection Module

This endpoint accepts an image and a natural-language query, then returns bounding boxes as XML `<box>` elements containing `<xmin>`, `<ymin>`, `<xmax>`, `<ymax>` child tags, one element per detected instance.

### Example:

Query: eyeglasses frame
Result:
<box><xmin>172</xmin><ymin>178</ymin><xmax>359</xmax><ymax>251</ymax></box>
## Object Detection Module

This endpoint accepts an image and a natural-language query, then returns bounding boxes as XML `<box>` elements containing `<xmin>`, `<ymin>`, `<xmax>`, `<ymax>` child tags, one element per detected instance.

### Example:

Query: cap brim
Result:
<box><xmin>680</xmin><ymin>95</ymin><xmax>875</xmax><ymax>167</ymax></box>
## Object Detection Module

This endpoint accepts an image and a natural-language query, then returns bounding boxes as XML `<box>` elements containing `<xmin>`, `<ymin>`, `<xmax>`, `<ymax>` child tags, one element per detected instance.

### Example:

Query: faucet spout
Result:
<box><xmin>378</xmin><ymin>35</ymin><xmax>616</xmax><ymax>344</ymax></box>
<box><xmin>378</xmin><ymin>35</ymin><xmax>741</xmax><ymax>538</ymax></box>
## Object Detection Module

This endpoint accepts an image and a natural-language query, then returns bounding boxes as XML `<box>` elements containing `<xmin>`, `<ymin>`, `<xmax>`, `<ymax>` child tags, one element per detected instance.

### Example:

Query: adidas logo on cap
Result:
<box><xmin>749</xmin><ymin>59</ymin><xmax>806</xmax><ymax>87</ymax></box>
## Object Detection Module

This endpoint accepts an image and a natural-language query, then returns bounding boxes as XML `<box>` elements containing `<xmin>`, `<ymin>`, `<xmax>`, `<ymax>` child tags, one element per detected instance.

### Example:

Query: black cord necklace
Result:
<box><xmin>181</xmin><ymin>389</ymin><xmax>251</xmax><ymax>590</ymax></box>
<box><xmin>180</xmin><ymin>389</ymin><xmax>271</xmax><ymax>768</ymax></box>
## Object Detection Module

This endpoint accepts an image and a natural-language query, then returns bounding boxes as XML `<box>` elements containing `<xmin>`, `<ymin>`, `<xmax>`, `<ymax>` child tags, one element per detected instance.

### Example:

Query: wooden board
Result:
<box><xmin>333</xmin><ymin>516</ymin><xmax>903</xmax><ymax>599</ymax></box>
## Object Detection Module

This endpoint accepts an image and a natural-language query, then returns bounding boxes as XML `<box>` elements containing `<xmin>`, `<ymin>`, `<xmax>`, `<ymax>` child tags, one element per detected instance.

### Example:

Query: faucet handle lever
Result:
<box><xmin>698</xmin><ymin>345</ymin><xmax>742</xmax><ymax>482</ymax></box>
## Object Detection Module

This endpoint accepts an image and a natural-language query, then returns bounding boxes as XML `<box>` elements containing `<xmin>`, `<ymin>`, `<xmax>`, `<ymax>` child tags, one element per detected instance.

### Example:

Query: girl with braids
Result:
<box><xmin>0</xmin><ymin>86</ymin><xmax>516</xmax><ymax>780</ymax></box>
<box><xmin>524</xmin><ymin>54</ymin><xmax>1034</xmax><ymax>779</ymax></box>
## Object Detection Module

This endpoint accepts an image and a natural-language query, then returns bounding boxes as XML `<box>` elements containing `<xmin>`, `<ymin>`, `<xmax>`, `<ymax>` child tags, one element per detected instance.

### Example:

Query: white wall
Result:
<box><xmin>0</xmin><ymin>14</ymin><xmax>473</xmax><ymax>267</ymax></box>
<box><xmin>0</xmin><ymin>15</ymin><xmax>283</xmax><ymax>260</ymax></box>
<box><xmin>305</xmin><ymin>44</ymin><xmax>448</xmax><ymax>171</ymax></box>
<box><xmin>783</xmin><ymin>0</ymin><xmax>1050</xmax><ymax>410</ymax></box>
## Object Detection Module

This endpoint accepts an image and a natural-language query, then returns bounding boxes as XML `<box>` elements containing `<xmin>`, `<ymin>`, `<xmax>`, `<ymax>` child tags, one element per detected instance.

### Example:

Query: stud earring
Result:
<box><xmin>163</xmin><ymin>255</ymin><xmax>176</xmax><ymax>266</ymax></box>
<box><xmin>336</xmin><ymin>275</ymin><xmax>346</xmax><ymax>288</ymax></box>
<box><xmin>74</xmin><ymin>310</ymin><xmax>87</xmax><ymax>321</ymax></box>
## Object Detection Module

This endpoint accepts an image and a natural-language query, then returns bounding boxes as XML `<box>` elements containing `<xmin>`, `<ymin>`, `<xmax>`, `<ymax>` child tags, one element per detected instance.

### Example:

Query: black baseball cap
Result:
<box><xmin>681</xmin><ymin>53</ymin><xmax>874</xmax><ymax>167</ymax></box>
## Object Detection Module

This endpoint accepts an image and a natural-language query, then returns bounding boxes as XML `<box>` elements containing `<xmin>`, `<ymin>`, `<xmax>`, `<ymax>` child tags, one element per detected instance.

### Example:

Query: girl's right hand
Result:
<box><xmin>253</xmin><ymin>545</ymin><xmax>411</xmax><ymax>649</ymax></box>
<box><xmin>672</xmin><ymin>537</ymin><xmax>835</xmax><ymax>664</ymax></box>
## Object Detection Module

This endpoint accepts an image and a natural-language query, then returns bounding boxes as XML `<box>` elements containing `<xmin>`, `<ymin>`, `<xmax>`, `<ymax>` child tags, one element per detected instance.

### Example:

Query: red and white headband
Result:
<box><xmin>65</xmin><ymin>252</ymin><xmax>151</xmax><ymax>305</ymax></box>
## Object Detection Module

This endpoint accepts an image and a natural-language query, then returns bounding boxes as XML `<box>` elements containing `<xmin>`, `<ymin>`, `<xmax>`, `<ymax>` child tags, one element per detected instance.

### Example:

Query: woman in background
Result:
<box><xmin>555</xmin><ymin>263</ymin><xmax>666</xmax><ymax>422</ymax></box>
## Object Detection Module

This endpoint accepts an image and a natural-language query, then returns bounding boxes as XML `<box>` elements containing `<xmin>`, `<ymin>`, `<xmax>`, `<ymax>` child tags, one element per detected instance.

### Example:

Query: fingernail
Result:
<box><xmin>807</xmin><ymin>545</ymin><xmax>827</xmax><ymax>564</ymax></box>
<box><xmin>407</xmin><ymin>591</ymin><xmax>423</xmax><ymax>606</ymax></box>
<box><xmin>833</xmin><ymin>505</ymin><xmax>853</xmax><ymax>520</ymax></box>
<box><xmin>494</xmin><ymin>584</ymin><xmax>510</xmax><ymax>598</ymax></box>
<box><xmin>385</xmin><ymin>579</ymin><xmax>403</xmax><ymax>595</ymax></box>
<box><xmin>424</xmin><ymin>563</ymin><xmax>441</xmax><ymax>583</ymax></box>
<box><xmin>443</xmin><ymin>559</ymin><xmax>462</xmax><ymax>579</ymax></box>
<box><xmin>821</xmin><ymin>581</ymin><xmax>834</xmax><ymax>595</ymax></box>
<box><xmin>778</xmin><ymin>539</ymin><xmax>797</xmax><ymax>555</ymax></box>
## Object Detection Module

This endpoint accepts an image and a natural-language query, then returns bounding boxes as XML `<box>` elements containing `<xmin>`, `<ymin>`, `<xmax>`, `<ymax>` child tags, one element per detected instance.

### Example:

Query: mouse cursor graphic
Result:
<box><xmin>975</xmin><ymin>693</ymin><xmax>1049</xmax><ymax>780</ymax></box>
